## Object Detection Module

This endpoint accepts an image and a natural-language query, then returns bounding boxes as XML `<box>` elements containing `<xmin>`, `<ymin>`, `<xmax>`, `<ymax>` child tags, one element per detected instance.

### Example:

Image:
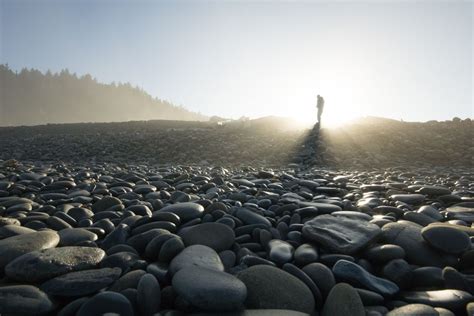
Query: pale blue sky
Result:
<box><xmin>1</xmin><ymin>0</ymin><xmax>472</xmax><ymax>124</ymax></box>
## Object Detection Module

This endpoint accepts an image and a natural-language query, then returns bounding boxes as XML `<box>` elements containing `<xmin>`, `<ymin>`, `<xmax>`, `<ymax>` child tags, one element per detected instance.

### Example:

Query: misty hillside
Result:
<box><xmin>0</xmin><ymin>116</ymin><xmax>472</xmax><ymax>168</ymax></box>
<box><xmin>0</xmin><ymin>65</ymin><xmax>208</xmax><ymax>126</ymax></box>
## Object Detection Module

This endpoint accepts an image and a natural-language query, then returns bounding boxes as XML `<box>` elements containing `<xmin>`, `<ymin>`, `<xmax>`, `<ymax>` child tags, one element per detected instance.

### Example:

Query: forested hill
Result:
<box><xmin>0</xmin><ymin>65</ymin><xmax>208</xmax><ymax>126</ymax></box>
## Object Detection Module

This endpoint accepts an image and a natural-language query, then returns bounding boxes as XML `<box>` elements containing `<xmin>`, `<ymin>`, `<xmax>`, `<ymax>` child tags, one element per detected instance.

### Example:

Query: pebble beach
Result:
<box><xmin>0</xmin><ymin>119</ymin><xmax>473</xmax><ymax>316</ymax></box>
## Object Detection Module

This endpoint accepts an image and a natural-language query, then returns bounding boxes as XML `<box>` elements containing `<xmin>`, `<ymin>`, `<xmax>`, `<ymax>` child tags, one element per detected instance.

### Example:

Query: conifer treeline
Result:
<box><xmin>0</xmin><ymin>65</ymin><xmax>207</xmax><ymax>126</ymax></box>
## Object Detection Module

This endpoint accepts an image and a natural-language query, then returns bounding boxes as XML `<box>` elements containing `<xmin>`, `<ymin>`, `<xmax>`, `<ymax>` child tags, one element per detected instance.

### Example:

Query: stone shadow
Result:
<box><xmin>290</xmin><ymin>123</ymin><xmax>331</xmax><ymax>167</ymax></box>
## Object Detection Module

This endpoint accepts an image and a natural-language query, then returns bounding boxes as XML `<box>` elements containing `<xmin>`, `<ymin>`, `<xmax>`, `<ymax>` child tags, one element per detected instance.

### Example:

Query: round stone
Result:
<box><xmin>109</xmin><ymin>269</ymin><xmax>147</xmax><ymax>292</ymax></box>
<box><xmin>180</xmin><ymin>222</ymin><xmax>235</xmax><ymax>252</ymax></box>
<box><xmin>294</xmin><ymin>243</ymin><xmax>319</xmax><ymax>266</ymax></box>
<box><xmin>0</xmin><ymin>231</ymin><xmax>60</xmax><ymax>270</ymax></box>
<box><xmin>268</xmin><ymin>239</ymin><xmax>294</xmax><ymax>266</ymax></box>
<box><xmin>156</xmin><ymin>202</ymin><xmax>204</xmax><ymax>222</ymax></box>
<box><xmin>467</xmin><ymin>302</ymin><xmax>474</xmax><ymax>316</ymax></box>
<box><xmin>58</xmin><ymin>228</ymin><xmax>98</xmax><ymax>246</ymax></box>
<box><xmin>0</xmin><ymin>224</ymin><xmax>36</xmax><ymax>238</ymax></box>
<box><xmin>237</xmin><ymin>265</ymin><xmax>315</xmax><ymax>313</ymax></box>
<box><xmin>5</xmin><ymin>246</ymin><xmax>105</xmax><ymax>282</ymax></box>
<box><xmin>390</xmin><ymin>194</ymin><xmax>425</xmax><ymax>205</ymax></box>
<box><xmin>421</xmin><ymin>225</ymin><xmax>471</xmax><ymax>254</ymax></box>
<box><xmin>173</xmin><ymin>266</ymin><xmax>247</xmax><ymax>311</ymax></box>
<box><xmin>302</xmin><ymin>262</ymin><xmax>336</xmax><ymax>299</ymax></box>
<box><xmin>76</xmin><ymin>291</ymin><xmax>133</xmax><ymax>316</ymax></box>
<box><xmin>169</xmin><ymin>244</ymin><xmax>224</xmax><ymax>275</ymax></box>
<box><xmin>321</xmin><ymin>283</ymin><xmax>365</xmax><ymax>316</ymax></box>
<box><xmin>234</xmin><ymin>207</ymin><xmax>272</xmax><ymax>227</ymax></box>
<box><xmin>91</xmin><ymin>196</ymin><xmax>122</xmax><ymax>213</ymax></box>
<box><xmin>364</xmin><ymin>244</ymin><xmax>406</xmax><ymax>263</ymax></box>
<box><xmin>417</xmin><ymin>186</ymin><xmax>452</xmax><ymax>196</ymax></box>
<box><xmin>100</xmin><ymin>251</ymin><xmax>139</xmax><ymax>274</ymax></box>
<box><xmin>0</xmin><ymin>285</ymin><xmax>54</xmax><ymax>315</ymax></box>
<box><xmin>159</xmin><ymin>236</ymin><xmax>185</xmax><ymax>262</ymax></box>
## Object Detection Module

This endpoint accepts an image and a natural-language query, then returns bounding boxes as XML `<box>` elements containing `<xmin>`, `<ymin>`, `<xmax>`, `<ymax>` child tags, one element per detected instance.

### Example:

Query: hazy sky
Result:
<box><xmin>1</xmin><ymin>0</ymin><xmax>472</xmax><ymax>125</ymax></box>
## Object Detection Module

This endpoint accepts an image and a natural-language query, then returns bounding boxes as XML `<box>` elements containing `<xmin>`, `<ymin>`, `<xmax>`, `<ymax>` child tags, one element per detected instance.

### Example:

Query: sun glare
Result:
<box><xmin>281</xmin><ymin>87</ymin><xmax>365</xmax><ymax>129</ymax></box>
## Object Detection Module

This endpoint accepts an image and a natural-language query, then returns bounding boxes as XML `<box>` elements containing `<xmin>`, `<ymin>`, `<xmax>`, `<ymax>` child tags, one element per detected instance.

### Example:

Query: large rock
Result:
<box><xmin>0</xmin><ymin>285</ymin><xmax>55</xmax><ymax>315</ymax></box>
<box><xmin>237</xmin><ymin>265</ymin><xmax>315</xmax><ymax>314</ymax></box>
<box><xmin>5</xmin><ymin>246</ymin><xmax>105</xmax><ymax>282</ymax></box>
<box><xmin>302</xmin><ymin>215</ymin><xmax>381</xmax><ymax>255</ymax></box>
<box><xmin>173</xmin><ymin>266</ymin><xmax>247</xmax><ymax>311</ymax></box>
<box><xmin>0</xmin><ymin>231</ymin><xmax>59</xmax><ymax>270</ymax></box>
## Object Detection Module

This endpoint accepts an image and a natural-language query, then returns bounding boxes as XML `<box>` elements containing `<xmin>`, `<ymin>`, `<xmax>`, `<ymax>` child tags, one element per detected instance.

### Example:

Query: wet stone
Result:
<box><xmin>5</xmin><ymin>246</ymin><xmax>106</xmax><ymax>282</ymax></box>
<box><xmin>0</xmin><ymin>231</ymin><xmax>60</xmax><ymax>270</ymax></box>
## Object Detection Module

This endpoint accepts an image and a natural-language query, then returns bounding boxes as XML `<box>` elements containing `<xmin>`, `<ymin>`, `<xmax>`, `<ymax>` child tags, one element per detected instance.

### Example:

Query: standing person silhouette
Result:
<box><xmin>316</xmin><ymin>94</ymin><xmax>325</xmax><ymax>127</ymax></box>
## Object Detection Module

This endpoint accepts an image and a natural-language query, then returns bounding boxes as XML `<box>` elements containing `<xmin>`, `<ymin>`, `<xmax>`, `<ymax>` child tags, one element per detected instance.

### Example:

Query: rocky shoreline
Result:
<box><xmin>0</xmin><ymin>160</ymin><xmax>473</xmax><ymax>315</ymax></box>
<box><xmin>1</xmin><ymin>117</ymin><xmax>472</xmax><ymax>168</ymax></box>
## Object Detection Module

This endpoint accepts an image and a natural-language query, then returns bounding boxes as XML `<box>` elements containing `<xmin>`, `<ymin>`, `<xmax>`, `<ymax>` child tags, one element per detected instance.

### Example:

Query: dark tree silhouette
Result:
<box><xmin>0</xmin><ymin>64</ymin><xmax>207</xmax><ymax>126</ymax></box>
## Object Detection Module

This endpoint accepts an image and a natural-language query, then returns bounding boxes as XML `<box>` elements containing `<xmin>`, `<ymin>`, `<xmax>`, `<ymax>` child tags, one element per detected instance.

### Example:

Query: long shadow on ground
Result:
<box><xmin>290</xmin><ymin>123</ymin><xmax>333</xmax><ymax>168</ymax></box>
